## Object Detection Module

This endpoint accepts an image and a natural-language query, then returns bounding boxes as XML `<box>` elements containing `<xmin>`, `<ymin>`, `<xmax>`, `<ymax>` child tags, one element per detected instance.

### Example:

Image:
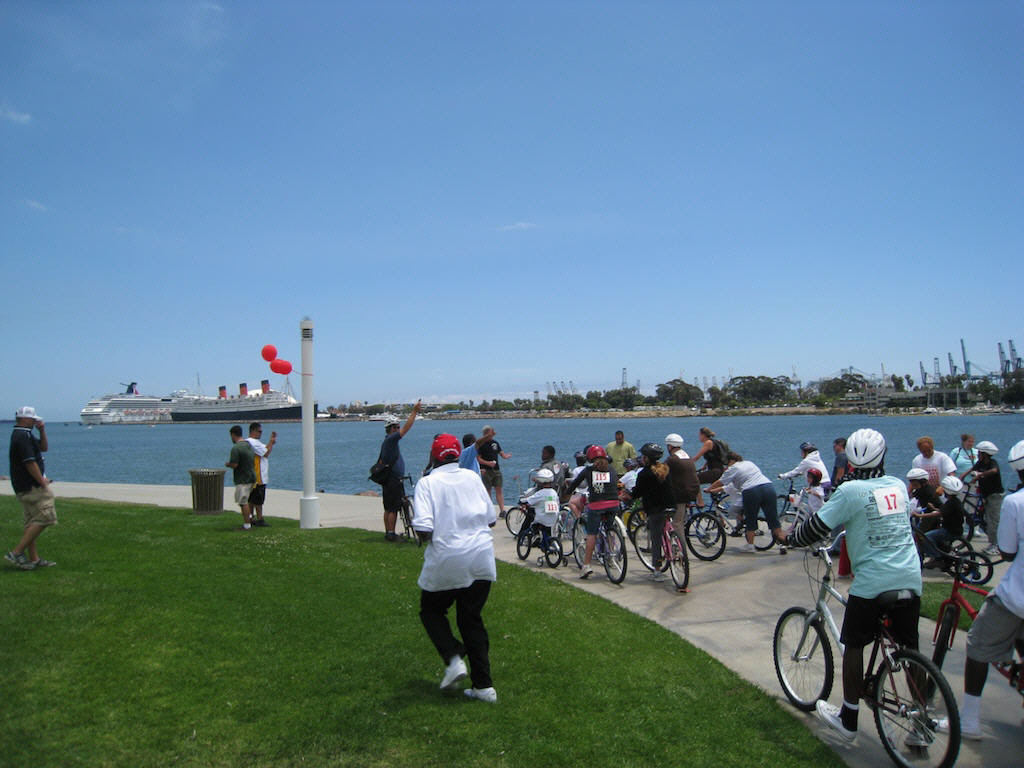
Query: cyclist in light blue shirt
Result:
<box><xmin>788</xmin><ymin>428</ymin><xmax>922</xmax><ymax>744</ymax></box>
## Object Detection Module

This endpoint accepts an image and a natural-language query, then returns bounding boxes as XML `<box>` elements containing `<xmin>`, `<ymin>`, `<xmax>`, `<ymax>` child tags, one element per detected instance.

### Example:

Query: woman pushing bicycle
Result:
<box><xmin>630</xmin><ymin>442</ymin><xmax>676</xmax><ymax>581</ymax></box>
<box><xmin>565</xmin><ymin>445</ymin><xmax>620</xmax><ymax>579</ymax></box>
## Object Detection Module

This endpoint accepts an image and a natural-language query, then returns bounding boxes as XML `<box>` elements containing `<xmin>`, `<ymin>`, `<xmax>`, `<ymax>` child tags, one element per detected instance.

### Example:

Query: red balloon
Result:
<box><xmin>261</xmin><ymin>344</ymin><xmax>278</xmax><ymax>362</ymax></box>
<box><xmin>270</xmin><ymin>359</ymin><xmax>292</xmax><ymax>375</ymax></box>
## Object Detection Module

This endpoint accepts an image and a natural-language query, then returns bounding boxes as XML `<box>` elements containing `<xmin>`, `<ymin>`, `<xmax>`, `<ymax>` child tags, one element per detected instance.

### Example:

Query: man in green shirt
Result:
<box><xmin>605</xmin><ymin>431</ymin><xmax>637</xmax><ymax>476</ymax></box>
<box><xmin>226</xmin><ymin>425</ymin><xmax>257</xmax><ymax>530</ymax></box>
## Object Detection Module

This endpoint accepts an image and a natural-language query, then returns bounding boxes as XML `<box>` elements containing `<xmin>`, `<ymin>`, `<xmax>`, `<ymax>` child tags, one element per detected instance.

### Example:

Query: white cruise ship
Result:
<box><xmin>80</xmin><ymin>383</ymin><xmax>180</xmax><ymax>425</ymax></box>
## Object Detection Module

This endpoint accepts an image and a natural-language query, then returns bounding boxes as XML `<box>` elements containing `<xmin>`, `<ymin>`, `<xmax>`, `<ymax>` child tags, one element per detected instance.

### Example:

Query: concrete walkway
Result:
<box><xmin>10</xmin><ymin>482</ymin><xmax>1021</xmax><ymax>768</ymax></box>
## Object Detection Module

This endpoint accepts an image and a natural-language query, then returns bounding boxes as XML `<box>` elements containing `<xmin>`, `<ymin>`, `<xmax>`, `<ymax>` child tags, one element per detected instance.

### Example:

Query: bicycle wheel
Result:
<box><xmin>958</xmin><ymin>550</ymin><xmax>994</xmax><ymax>586</ymax></box>
<box><xmin>753</xmin><ymin>515</ymin><xmax>775</xmax><ymax>551</ymax></box>
<box><xmin>773</xmin><ymin>606</ymin><xmax>833</xmax><ymax>711</ymax></box>
<box><xmin>684</xmin><ymin>512</ymin><xmax>726</xmax><ymax>561</ymax></box>
<box><xmin>667</xmin><ymin>532</ymin><xmax>689</xmax><ymax>590</ymax></box>
<box><xmin>601</xmin><ymin>525</ymin><xmax>627</xmax><ymax>584</ymax></box>
<box><xmin>626</xmin><ymin>506</ymin><xmax>647</xmax><ymax>543</ymax></box>
<box><xmin>516</xmin><ymin>528</ymin><xmax>533</xmax><ymax>561</ymax></box>
<box><xmin>632</xmin><ymin>519</ymin><xmax>655</xmax><ymax>571</ymax></box>
<box><xmin>872</xmin><ymin>648</ymin><xmax>960</xmax><ymax>768</ymax></box>
<box><xmin>571</xmin><ymin>517</ymin><xmax>587</xmax><ymax>569</ymax></box>
<box><xmin>505</xmin><ymin>505</ymin><xmax>527</xmax><ymax>537</ymax></box>
<box><xmin>401</xmin><ymin>499</ymin><xmax>420</xmax><ymax>547</ymax></box>
<box><xmin>544</xmin><ymin>537</ymin><xmax>564</xmax><ymax>568</ymax></box>
<box><xmin>931</xmin><ymin>605</ymin><xmax>959</xmax><ymax>672</ymax></box>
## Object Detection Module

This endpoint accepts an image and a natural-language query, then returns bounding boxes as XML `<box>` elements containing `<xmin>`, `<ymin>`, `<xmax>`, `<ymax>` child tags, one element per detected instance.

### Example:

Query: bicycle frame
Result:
<box><xmin>799</xmin><ymin>548</ymin><xmax>847</xmax><ymax>657</ymax></box>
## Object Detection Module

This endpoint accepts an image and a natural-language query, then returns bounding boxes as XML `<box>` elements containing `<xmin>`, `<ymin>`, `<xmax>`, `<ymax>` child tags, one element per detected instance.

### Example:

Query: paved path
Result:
<box><xmin>8</xmin><ymin>482</ymin><xmax>1020</xmax><ymax>768</ymax></box>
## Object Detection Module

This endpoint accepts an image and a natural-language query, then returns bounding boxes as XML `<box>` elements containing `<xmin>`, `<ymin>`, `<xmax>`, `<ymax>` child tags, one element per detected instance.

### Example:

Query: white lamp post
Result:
<box><xmin>299</xmin><ymin>317</ymin><xmax>319</xmax><ymax>529</ymax></box>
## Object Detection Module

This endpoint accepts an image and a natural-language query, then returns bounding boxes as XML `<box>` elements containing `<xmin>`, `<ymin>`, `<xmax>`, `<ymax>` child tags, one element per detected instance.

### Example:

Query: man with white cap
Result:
<box><xmin>6</xmin><ymin>407</ymin><xmax>57</xmax><ymax>570</ymax></box>
<box><xmin>970</xmin><ymin>441</ymin><xmax>1004</xmax><ymax>557</ymax></box>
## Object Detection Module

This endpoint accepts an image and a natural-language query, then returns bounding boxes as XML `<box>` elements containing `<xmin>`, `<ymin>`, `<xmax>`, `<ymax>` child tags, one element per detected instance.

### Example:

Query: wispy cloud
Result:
<box><xmin>498</xmin><ymin>221</ymin><xmax>536</xmax><ymax>232</ymax></box>
<box><xmin>24</xmin><ymin>199</ymin><xmax>48</xmax><ymax>212</ymax></box>
<box><xmin>1</xmin><ymin>107</ymin><xmax>32</xmax><ymax>125</ymax></box>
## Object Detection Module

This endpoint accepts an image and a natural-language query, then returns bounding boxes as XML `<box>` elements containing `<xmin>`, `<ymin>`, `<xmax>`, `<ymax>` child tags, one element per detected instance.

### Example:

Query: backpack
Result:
<box><xmin>710</xmin><ymin>438</ymin><xmax>731</xmax><ymax>466</ymax></box>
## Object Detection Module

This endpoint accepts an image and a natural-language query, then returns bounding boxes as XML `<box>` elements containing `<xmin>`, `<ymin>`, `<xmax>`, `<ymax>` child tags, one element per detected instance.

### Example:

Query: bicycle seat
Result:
<box><xmin>875</xmin><ymin>589</ymin><xmax>915</xmax><ymax>610</ymax></box>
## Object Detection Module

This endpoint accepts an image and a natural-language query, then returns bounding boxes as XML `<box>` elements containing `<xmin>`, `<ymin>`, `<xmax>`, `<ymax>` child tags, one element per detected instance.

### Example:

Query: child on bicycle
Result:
<box><xmin>632</xmin><ymin>442</ymin><xmax>676</xmax><ymax>581</ymax></box>
<box><xmin>565</xmin><ymin>445</ymin><xmax>620</xmax><ymax>579</ymax></box>
<box><xmin>919</xmin><ymin>476</ymin><xmax>965</xmax><ymax>566</ymax></box>
<box><xmin>519</xmin><ymin>468</ymin><xmax>560</xmax><ymax>541</ymax></box>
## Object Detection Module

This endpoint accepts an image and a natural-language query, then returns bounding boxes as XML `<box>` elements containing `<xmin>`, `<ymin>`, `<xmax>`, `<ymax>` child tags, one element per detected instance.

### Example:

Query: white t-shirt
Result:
<box><xmin>620</xmin><ymin>468</ymin><xmax>640</xmax><ymax>493</ymax></box>
<box><xmin>994</xmin><ymin>487</ymin><xmax>1024</xmax><ymax>618</ymax></box>
<box><xmin>522</xmin><ymin>487</ymin><xmax>560</xmax><ymax>527</ymax></box>
<box><xmin>911</xmin><ymin>451</ymin><xmax>956</xmax><ymax>488</ymax></box>
<box><xmin>245</xmin><ymin>437</ymin><xmax>269</xmax><ymax>484</ymax></box>
<box><xmin>780</xmin><ymin>450</ymin><xmax>831</xmax><ymax>484</ymax></box>
<box><xmin>719</xmin><ymin>460</ymin><xmax>772</xmax><ymax>492</ymax></box>
<box><xmin>412</xmin><ymin>462</ymin><xmax>497</xmax><ymax>592</ymax></box>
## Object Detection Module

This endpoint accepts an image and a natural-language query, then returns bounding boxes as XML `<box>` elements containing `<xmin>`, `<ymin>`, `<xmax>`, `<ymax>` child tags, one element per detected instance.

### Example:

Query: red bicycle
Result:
<box><xmin>931</xmin><ymin>554</ymin><xmax>1024</xmax><ymax>709</ymax></box>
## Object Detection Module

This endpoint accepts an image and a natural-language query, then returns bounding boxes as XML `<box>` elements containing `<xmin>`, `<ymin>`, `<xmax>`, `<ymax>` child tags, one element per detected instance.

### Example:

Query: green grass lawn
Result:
<box><xmin>921</xmin><ymin>579</ymin><xmax>988</xmax><ymax>631</ymax></box>
<box><xmin>1</xmin><ymin>497</ymin><xmax>844</xmax><ymax>768</ymax></box>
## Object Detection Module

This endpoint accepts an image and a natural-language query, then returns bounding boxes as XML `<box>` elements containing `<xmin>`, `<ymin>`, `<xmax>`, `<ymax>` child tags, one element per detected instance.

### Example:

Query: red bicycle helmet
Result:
<box><xmin>586</xmin><ymin>444</ymin><xmax>607</xmax><ymax>462</ymax></box>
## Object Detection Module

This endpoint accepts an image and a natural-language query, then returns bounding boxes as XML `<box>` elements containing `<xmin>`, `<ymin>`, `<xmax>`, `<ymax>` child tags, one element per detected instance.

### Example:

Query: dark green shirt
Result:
<box><xmin>229</xmin><ymin>440</ymin><xmax>257</xmax><ymax>485</ymax></box>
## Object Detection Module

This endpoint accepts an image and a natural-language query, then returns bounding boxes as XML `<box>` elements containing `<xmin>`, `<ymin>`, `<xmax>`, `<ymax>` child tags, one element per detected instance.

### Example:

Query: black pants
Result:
<box><xmin>420</xmin><ymin>580</ymin><xmax>492</xmax><ymax>689</ymax></box>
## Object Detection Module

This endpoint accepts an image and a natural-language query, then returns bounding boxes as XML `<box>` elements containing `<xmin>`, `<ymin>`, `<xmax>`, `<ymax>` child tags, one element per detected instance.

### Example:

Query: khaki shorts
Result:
<box><xmin>966</xmin><ymin>594</ymin><xmax>1024</xmax><ymax>664</ymax></box>
<box><xmin>481</xmin><ymin>468</ymin><xmax>503</xmax><ymax>491</ymax></box>
<box><xmin>17</xmin><ymin>484</ymin><xmax>58</xmax><ymax>527</ymax></box>
<box><xmin>234</xmin><ymin>484</ymin><xmax>254</xmax><ymax>506</ymax></box>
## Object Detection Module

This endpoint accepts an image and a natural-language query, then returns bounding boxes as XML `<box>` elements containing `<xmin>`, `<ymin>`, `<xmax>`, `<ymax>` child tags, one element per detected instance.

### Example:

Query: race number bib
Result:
<box><xmin>544</xmin><ymin>501</ymin><xmax>559</xmax><ymax>514</ymax></box>
<box><xmin>872</xmin><ymin>486</ymin><xmax>905</xmax><ymax>517</ymax></box>
<box><xmin>592</xmin><ymin>472</ymin><xmax>611</xmax><ymax>485</ymax></box>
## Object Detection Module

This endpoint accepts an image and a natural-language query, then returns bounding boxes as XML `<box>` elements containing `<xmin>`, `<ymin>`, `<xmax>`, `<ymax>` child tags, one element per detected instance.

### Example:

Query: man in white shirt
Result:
<box><xmin>911</xmin><ymin>436</ymin><xmax>956</xmax><ymax>490</ymax></box>
<box><xmin>245</xmin><ymin>422</ymin><xmax>276</xmax><ymax>527</ymax></box>
<box><xmin>413</xmin><ymin>434</ymin><xmax>498</xmax><ymax>703</ymax></box>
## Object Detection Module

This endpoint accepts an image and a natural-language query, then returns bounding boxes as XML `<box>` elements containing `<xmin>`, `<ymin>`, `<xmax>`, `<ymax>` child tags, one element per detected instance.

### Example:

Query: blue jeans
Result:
<box><xmin>741</xmin><ymin>483</ymin><xmax>780</xmax><ymax>531</ymax></box>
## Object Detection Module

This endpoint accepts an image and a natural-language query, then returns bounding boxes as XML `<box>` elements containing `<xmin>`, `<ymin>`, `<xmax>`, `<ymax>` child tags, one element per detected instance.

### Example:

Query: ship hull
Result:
<box><xmin>169</xmin><ymin>403</ymin><xmax>312</xmax><ymax>423</ymax></box>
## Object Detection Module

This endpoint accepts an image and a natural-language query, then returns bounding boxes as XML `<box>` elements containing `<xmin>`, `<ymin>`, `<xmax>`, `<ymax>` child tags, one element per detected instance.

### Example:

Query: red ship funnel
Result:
<box><xmin>218</xmin><ymin>386</ymin><xmax>227</xmax><ymax>399</ymax></box>
<box><xmin>239</xmin><ymin>383</ymin><xmax>248</xmax><ymax>396</ymax></box>
<box><xmin>261</xmin><ymin>379</ymin><xmax>270</xmax><ymax>394</ymax></box>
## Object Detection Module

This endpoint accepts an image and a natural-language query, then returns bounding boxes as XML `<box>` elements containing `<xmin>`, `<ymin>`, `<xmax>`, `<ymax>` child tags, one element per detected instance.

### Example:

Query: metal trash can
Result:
<box><xmin>188</xmin><ymin>469</ymin><xmax>226</xmax><ymax>514</ymax></box>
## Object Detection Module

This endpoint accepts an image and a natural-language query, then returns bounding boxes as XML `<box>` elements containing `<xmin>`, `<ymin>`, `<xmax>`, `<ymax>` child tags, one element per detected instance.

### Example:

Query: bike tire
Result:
<box><xmin>544</xmin><ymin>537</ymin><xmax>563</xmax><ymax>568</ymax></box>
<box><xmin>753</xmin><ymin>515</ymin><xmax>775</xmax><ymax>551</ymax></box>
<box><xmin>872</xmin><ymin>648</ymin><xmax>960</xmax><ymax>768</ymax></box>
<box><xmin>959</xmin><ymin>550</ymin><xmax>994</xmax><ymax>586</ymax></box>
<box><xmin>684</xmin><ymin>512</ymin><xmax>726</xmax><ymax>561</ymax></box>
<box><xmin>401</xmin><ymin>499</ymin><xmax>421</xmax><ymax>547</ymax></box>
<box><xmin>667</xmin><ymin>532</ymin><xmax>690</xmax><ymax>590</ymax></box>
<box><xmin>505</xmin><ymin>505</ymin><xmax>527</xmax><ymax>537</ymax></box>
<box><xmin>931</xmin><ymin>605</ymin><xmax>959</xmax><ymax>672</ymax></box>
<box><xmin>773</xmin><ymin>606</ymin><xmax>833</xmax><ymax>711</ymax></box>
<box><xmin>602</xmin><ymin>524</ymin><xmax>628</xmax><ymax>584</ymax></box>
<box><xmin>571</xmin><ymin>517</ymin><xmax>587</xmax><ymax>569</ymax></box>
<box><xmin>627</xmin><ymin>506</ymin><xmax>647</xmax><ymax>543</ymax></box>
<box><xmin>516</xmin><ymin>528</ymin><xmax>533</xmax><ymax>561</ymax></box>
<box><xmin>632</xmin><ymin>518</ymin><xmax>655</xmax><ymax>572</ymax></box>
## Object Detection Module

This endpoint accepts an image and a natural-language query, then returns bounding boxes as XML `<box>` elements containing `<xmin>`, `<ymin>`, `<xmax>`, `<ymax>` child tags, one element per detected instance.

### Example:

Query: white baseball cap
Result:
<box><xmin>16</xmin><ymin>406</ymin><xmax>39</xmax><ymax>420</ymax></box>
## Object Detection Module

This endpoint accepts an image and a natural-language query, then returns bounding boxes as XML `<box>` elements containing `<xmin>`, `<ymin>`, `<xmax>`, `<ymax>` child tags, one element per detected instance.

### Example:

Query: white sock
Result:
<box><xmin>242</xmin><ymin>523</ymin><xmax>251</xmax><ymax>529</ymax></box>
<box><xmin>961</xmin><ymin>693</ymin><xmax>981</xmax><ymax>727</ymax></box>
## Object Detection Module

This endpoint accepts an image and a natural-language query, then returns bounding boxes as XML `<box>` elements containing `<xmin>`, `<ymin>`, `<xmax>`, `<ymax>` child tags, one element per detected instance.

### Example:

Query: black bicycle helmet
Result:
<box><xmin>799</xmin><ymin>441</ymin><xmax>817</xmax><ymax>453</ymax></box>
<box><xmin>640</xmin><ymin>442</ymin><xmax>663</xmax><ymax>461</ymax></box>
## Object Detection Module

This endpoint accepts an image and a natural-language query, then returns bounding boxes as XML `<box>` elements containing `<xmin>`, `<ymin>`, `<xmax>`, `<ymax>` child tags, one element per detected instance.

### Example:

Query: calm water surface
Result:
<box><xmin>26</xmin><ymin>413</ymin><xmax>1024</xmax><ymax>496</ymax></box>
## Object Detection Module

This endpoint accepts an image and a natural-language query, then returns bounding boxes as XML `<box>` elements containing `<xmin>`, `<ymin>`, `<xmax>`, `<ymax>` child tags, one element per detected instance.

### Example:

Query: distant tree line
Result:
<box><xmin>329</xmin><ymin>369</ymin><xmax>1024</xmax><ymax>415</ymax></box>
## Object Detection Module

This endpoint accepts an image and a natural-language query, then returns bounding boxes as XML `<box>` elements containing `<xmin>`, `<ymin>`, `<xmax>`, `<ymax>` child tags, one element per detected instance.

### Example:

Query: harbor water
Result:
<box><xmin>22</xmin><ymin>413</ymin><xmax>1024</xmax><ymax>497</ymax></box>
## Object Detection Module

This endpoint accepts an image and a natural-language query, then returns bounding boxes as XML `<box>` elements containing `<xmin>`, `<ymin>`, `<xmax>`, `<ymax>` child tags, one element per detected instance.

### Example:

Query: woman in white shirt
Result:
<box><xmin>709</xmin><ymin>452</ymin><xmax>786</xmax><ymax>554</ymax></box>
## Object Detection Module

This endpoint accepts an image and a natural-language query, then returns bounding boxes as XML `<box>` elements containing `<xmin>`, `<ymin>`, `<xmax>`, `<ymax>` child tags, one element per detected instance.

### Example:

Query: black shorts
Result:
<box><xmin>248</xmin><ymin>484</ymin><xmax>267</xmax><ymax>506</ymax></box>
<box><xmin>840</xmin><ymin>592</ymin><xmax>920</xmax><ymax>650</ymax></box>
<box><xmin>382</xmin><ymin>476</ymin><xmax>405</xmax><ymax>513</ymax></box>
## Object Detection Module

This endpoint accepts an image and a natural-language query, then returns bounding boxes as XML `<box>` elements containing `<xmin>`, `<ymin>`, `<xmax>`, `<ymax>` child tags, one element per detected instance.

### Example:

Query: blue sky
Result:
<box><xmin>2</xmin><ymin>1</ymin><xmax>1021</xmax><ymax>420</ymax></box>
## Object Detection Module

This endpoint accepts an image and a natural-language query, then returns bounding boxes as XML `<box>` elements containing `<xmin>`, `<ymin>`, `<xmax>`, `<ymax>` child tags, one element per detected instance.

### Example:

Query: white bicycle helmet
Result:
<box><xmin>665</xmin><ymin>433</ymin><xmax>684</xmax><ymax>447</ymax></box>
<box><xmin>940</xmin><ymin>476</ymin><xmax>963</xmax><ymax>495</ymax></box>
<box><xmin>846</xmin><ymin>428</ymin><xmax>886</xmax><ymax>468</ymax></box>
<box><xmin>532</xmin><ymin>468</ymin><xmax>554</xmax><ymax>483</ymax></box>
<box><xmin>1009</xmin><ymin>439</ymin><xmax>1024</xmax><ymax>471</ymax></box>
<box><xmin>906</xmin><ymin>467</ymin><xmax>930</xmax><ymax>482</ymax></box>
<box><xmin>975</xmin><ymin>440</ymin><xmax>998</xmax><ymax>455</ymax></box>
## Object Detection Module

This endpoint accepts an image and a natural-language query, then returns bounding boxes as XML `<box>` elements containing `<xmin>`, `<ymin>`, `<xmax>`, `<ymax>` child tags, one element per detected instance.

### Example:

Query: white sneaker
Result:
<box><xmin>440</xmin><ymin>656</ymin><xmax>467</xmax><ymax>690</ymax></box>
<box><xmin>983</xmin><ymin>545</ymin><xmax>1000</xmax><ymax>557</ymax></box>
<box><xmin>904</xmin><ymin>726</ymin><xmax>935</xmax><ymax>747</ymax></box>
<box><xmin>464</xmin><ymin>686</ymin><xmax>497</xmax><ymax>703</ymax></box>
<box><xmin>815</xmin><ymin>700</ymin><xmax>857</xmax><ymax>743</ymax></box>
<box><xmin>648</xmin><ymin>571</ymin><xmax>667</xmax><ymax>582</ymax></box>
<box><xmin>579</xmin><ymin>564</ymin><xmax>594</xmax><ymax>579</ymax></box>
<box><xmin>741</xmin><ymin>543</ymin><xmax>756</xmax><ymax>553</ymax></box>
<box><xmin>937</xmin><ymin>717</ymin><xmax>982</xmax><ymax>740</ymax></box>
